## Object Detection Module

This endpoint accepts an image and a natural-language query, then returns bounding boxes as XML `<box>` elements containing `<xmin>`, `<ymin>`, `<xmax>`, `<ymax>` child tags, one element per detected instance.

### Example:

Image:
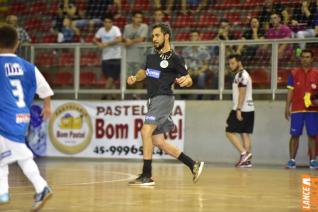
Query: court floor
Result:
<box><xmin>1</xmin><ymin>158</ymin><xmax>317</xmax><ymax>212</ymax></box>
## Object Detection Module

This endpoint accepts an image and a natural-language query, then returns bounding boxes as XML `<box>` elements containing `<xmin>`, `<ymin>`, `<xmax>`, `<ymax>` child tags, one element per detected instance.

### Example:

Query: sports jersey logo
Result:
<box><xmin>160</xmin><ymin>60</ymin><xmax>169</xmax><ymax>68</ymax></box>
<box><xmin>146</xmin><ymin>68</ymin><xmax>161</xmax><ymax>79</ymax></box>
<box><xmin>4</xmin><ymin>63</ymin><xmax>24</xmax><ymax>77</ymax></box>
<box><xmin>145</xmin><ymin>115</ymin><xmax>156</xmax><ymax>121</ymax></box>
<box><xmin>49</xmin><ymin>102</ymin><xmax>93</xmax><ymax>154</ymax></box>
<box><xmin>311</xmin><ymin>83</ymin><xmax>317</xmax><ymax>90</ymax></box>
<box><xmin>16</xmin><ymin>113</ymin><xmax>30</xmax><ymax>123</ymax></box>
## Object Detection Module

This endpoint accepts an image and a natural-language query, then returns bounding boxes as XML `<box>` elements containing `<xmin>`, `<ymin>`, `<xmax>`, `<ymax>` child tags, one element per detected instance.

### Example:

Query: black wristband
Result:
<box><xmin>236</xmin><ymin>108</ymin><xmax>241</xmax><ymax>111</ymax></box>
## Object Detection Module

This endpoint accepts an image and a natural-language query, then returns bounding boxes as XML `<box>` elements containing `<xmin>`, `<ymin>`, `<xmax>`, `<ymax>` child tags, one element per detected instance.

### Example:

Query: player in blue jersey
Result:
<box><xmin>0</xmin><ymin>24</ymin><xmax>54</xmax><ymax>211</ymax></box>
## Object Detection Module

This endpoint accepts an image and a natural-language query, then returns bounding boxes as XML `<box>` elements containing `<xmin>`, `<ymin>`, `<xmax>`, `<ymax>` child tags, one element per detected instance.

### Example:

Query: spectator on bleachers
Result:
<box><xmin>291</xmin><ymin>0</ymin><xmax>318</xmax><ymax>49</ymax></box>
<box><xmin>265</xmin><ymin>12</ymin><xmax>293</xmax><ymax>59</ymax></box>
<box><xmin>93</xmin><ymin>15</ymin><xmax>122</xmax><ymax>99</ymax></box>
<box><xmin>52</xmin><ymin>0</ymin><xmax>80</xmax><ymax>33</ymax></box>
<box><xmin>57</xmin><ymin>17</ymin><xmax>75</xmax><ymax>43</ymax></box>
<box><xmin>73</xmin><ymin>0</ymin><xmax>121</xmax><ymax>34</ymax></box>
<box><xmin>259</xmin><ymin>0</ymin><xmax>288</xmax><ymax>31</ymax></box>
<box><xmin>182</xmin><ymin>30</ymin><xmax>211</xmax><ymax>95</ymax></box>
<box><xmin>214</xmin><ymin>19</ymin><xmax>237</xmax><ymax>56</ymax></box>
<box><xmin>6</xmin><ymin>15</ymin><xmax>31</xmax><ymax>44</ymax></box>
<box><xmin>153</xmin><ymin>0</ymin><xmax>177</xmax><ymax>15</ymax></box>
<box><xmin>148</xmin><ymin>8</ymin><xmax>170</xmax><ymax>40</ymax></box>
<box><xmin>123</xmin><ymin>11</ymin><xmax>148</xmax><ymax>77</ymax></box>
<box><xmin>180</xmin><ymin>0</ymin><xmax>208</xmax><ymax>15</ymax></box>
<box><xmin>237</xmin><ymin>17</ymin><xmax>265</xmax><ymax>60</ymax></box>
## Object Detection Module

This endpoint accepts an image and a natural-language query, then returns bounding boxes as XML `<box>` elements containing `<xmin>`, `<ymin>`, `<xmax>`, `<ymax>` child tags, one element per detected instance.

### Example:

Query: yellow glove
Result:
<box><xmin>304</xmin><ymin>92</ymin><xmax>312</xmax><ymax>108</ymax></box>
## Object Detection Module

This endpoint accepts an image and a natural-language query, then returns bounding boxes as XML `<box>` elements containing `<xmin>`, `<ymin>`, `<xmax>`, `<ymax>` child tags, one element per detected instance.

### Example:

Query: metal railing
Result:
<box><xmin>25</xmin><ymin>38</ymin><xmax>318</xmax><ymax>100</ymax></box>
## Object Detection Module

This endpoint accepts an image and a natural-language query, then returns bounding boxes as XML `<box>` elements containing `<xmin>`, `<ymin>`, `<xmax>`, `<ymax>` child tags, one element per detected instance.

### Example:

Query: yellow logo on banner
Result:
<box><xmin>49</xmin><ymin>102</ymin><xmax>93</xmax><ymax>154</ymax></box>
<box><xmin>59</xmin><ymin>114</ymin><xmax>83</xmax><ymax>129</ymax></box>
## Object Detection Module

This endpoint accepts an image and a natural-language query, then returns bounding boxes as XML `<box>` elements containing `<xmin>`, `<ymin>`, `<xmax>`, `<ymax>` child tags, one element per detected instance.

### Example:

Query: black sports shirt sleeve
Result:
<box><xmin>174</xmin><ymin>55</ymin><xmax>188</xmax><ymax>76</ymax></box>
<box><xmin>141</xmin><ymin>55</ymin><xmax>148</xmax><ymax>70</ymax></box>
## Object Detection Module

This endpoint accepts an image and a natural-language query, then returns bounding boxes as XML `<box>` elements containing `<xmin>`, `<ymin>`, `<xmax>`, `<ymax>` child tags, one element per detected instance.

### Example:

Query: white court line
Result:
<box><xmin>11</xmin><ymin>169</ymin><xmax>137</xmax><ymax>189</ymax></box>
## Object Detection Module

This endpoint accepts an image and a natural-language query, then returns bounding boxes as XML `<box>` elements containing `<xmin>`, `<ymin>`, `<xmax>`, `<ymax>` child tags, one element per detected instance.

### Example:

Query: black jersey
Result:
<box><xmin>143</xmin><ymin>51</ymin><xmax>188</xmax><ymax>98</ymax></box>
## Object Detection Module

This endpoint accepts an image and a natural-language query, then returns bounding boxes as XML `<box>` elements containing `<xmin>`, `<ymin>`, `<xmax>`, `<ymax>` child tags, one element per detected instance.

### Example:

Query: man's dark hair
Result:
<box><xmin>103</xmin><ymin>14</ymin><xmax>114</xmax><ymax>22</ymax></box>
<box><xmin>154</xmin><ymin>8</ymin><xmax>164</xmax><ymax>13</ymax></box>
<box><xmin>301</xmin><ymin>49</ymin><xmax>314</xmax><ymax>57</ymax></box>
<box><xmin>190</xmin><ymin>29</ymin><xmax>200</xmax><ymax>34</ymax></box>
<box><xmin>132</xmin><ymin>11</ymin><xmax>143</xmax><ymax>17</ymax></box>
<box><xmin>219</xmin><ymin>18</ymin><xmax>229</xmax><ymax>25</ymax></box>
<box><xmin>0</xmin><ymin>24</ymin><xmax>18</xmax><ymax>49</ymax></box>
<box><xmin>228</xmin><ymin>54</ymin><xmax>242</xmax><ymax>62</ymax></box>
<box><xmin>152</xmin><ymin>23</ymin><xmax>172</xmax><ymax>41</ymax></box>
<box><xmin>270</xmin><ymin>12</ymin><xmax>282</xmax><ymax>20</ymax></box>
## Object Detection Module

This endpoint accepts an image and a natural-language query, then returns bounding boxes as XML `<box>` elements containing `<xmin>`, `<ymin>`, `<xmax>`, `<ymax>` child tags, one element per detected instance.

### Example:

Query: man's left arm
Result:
<box><xmin>175</xmin><ymin>56</ymin><xmax>193</xmax><ymax>87</ymax></box>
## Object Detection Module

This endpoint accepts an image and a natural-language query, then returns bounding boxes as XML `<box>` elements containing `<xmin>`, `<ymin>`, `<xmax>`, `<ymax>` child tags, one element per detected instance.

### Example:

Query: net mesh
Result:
<box><xmin>1</xmin><ymin>0</ymin><xmax>317</xmax><ymax>97</ymax></box>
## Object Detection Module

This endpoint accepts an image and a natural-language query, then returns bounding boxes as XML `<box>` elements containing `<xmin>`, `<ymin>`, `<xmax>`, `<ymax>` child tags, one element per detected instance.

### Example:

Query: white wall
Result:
<box><xmin>184</xmin><ymin>101</ymin><xmax>312</xmax><ymax>165</ymax></box>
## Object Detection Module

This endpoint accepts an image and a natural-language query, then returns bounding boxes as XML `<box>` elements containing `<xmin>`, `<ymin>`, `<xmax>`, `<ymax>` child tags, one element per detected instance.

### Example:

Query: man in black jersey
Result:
<box><xmin>127</xmin><ymin>23</ymin><xmax>204</xmax><ymax>186</ymax></box>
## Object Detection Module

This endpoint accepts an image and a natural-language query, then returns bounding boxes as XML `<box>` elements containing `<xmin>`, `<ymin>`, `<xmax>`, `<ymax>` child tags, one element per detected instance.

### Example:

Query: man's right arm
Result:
<box><xmin>35</xmin><ymin>67</ymin><xmax>54</xmax><ymax>120</ymax></box>
<box><xmin>127</xmin><ymin>69</ymin><xmax>146</xmax><ymax>85</ymax></box>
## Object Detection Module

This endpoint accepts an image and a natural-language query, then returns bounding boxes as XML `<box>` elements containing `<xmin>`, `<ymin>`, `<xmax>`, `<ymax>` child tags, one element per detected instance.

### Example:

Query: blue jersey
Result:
<box><xmin>0</xmin><ymin>55</ymin><xmax>37</xmax><ymax>143</ymax></box>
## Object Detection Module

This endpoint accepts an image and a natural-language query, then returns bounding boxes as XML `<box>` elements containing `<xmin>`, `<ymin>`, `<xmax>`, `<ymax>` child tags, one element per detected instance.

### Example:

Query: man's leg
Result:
<box><xmin>17</xmin><ymin>158</ymin><xmax>52</xmax><ymax>210</ymax></box>
<box><xmin>129</xmin><ymin>124</ymin><xmax>157</xmax><ymax>186</ymax></box>
<box><xmin>226</xmin><ymin>132</ymin><xmax>252</xmax><ymax>166</ymax></box>
<box><xmin>241</xmin><ymin>133</ymin><xmax>251</xmax><ymax>153</ymax></box>
<box><xmin>152</xmin><ymin>133</ymin><xmax>204</xmax><ymax>183</ymax></box>
<box><xmin>141</xmin><ymin>124</ymin><xmax>157</xmax><ymax>177</ymax></box>
<box><xmin>17</xmin><ymin>159</ymin><xmax>47</xmax><ymax>193</ymax></box>
<box><xmin>240</xmin><ymin>133</ymin><xmax>253</xmax><ymax>168</ymax></box>
<box><xmin>308</xmin><ymin>136</ymin><xmax>318</xmax><ymax>169</ymax></box>
<box><xmin>305</xmin><ymin>112</ymin><xmax>318</xmax><ymax>169</ymax></box>
<box><xmin>289</xmin><ymin>136</ymin><xmax>299</xmax><ymax>159</ymax></box>
<box><xmin>0</xmin><ymin>165</ymin><xmax>9</xmax><ymax>203</ymax></box>
<box><xmin>226</xmin><ymin>132</ymin><xmax>246</xmax><ymax>154</ymax></box>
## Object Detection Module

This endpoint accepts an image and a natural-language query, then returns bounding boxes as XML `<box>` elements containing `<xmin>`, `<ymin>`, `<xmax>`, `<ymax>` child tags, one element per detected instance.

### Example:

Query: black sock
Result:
<box><xmin>142</xmin><ymin>159</ymin><xmax>152</xmax><ymax>178</ymax></box>
<box><xmin>178</xmin><ymin>152</ymin><xmax>195</xmax><ymax>171</ymax></box>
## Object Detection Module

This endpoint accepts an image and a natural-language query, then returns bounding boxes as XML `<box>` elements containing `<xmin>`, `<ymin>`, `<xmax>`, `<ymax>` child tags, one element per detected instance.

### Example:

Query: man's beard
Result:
<box><xmin>154</xmin><ymin>40</ymin><xmax>165</xmax><ymax>51</ymax></box>
<box><xmin>232</xmin><ymin>66</ymin><xmax>240</xmax><ymax>74</ymax></box>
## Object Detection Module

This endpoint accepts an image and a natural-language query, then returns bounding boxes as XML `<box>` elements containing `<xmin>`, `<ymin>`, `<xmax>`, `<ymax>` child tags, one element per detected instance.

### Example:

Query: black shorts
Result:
<box><xmin>102</xmin><ymin>59</ymin><xmax>121</xmax><ymax>80</ymax></box>
<box><xmin>226</xmin><ymin>110</ymin><xmax>254</xmax><ymax>133</ymax></box>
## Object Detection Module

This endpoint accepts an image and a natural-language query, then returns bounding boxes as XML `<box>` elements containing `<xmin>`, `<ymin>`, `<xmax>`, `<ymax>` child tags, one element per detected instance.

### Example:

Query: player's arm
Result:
<box><xmin>176</xmin><ymin>74</ymin><xmax>193</xmax><ymax>87</ymax></box>
<box><xmin>175</xmin><ymin>56</ymin><xmax>193</xmax><ymax>87</ymax></box>
<box><xmin>35</xmin><ymin>67</ymin><xmax>54</xmax><ymax>120</ymax></box>
<box><xmin>102</xmin><ymin>36</ymin><xmax>122</xmax><ymax>48</ymax></box>
<box><xmin>236</xmin><ymin>86</ymin><xmax>246</xmax><ymax>121</ymax></box>
<box><xmin>127</xmin><ymin>69</ymin><xmax>147</xmax><ymax>85</ymax></box>
<box><xmin>285</xmin><ymin>74</ymin><xmax>294</xmax><ymax>120</ymax></box>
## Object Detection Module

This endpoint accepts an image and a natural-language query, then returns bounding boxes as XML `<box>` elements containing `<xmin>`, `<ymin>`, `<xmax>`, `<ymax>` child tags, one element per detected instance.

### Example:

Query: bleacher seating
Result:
<box><xmin>52</xmin><ymin>71</ymin><xmax>74</xmax><ymax>87</ymax></box>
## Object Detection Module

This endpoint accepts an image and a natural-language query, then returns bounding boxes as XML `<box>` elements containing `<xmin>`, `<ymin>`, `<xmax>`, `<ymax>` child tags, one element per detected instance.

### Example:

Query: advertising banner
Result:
<box><xmin>27</xmin><ymin>100</ymin><xmax>185</xmax><ymax>159</ymax></box>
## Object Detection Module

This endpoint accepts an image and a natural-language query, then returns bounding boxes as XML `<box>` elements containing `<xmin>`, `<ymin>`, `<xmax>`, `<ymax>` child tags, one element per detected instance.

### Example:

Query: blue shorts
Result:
<box><xmin>290</xmin><ymin>112</ymin><xmax>318</xmax><ymax>136</ymax></box>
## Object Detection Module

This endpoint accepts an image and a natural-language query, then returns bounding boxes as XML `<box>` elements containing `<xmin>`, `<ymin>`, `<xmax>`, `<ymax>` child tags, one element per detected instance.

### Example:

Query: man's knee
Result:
<box><xmin>153</xmin><ymin>138</ymin><xmax>164</xmax><ymax>149</ymax></box>
<box><xmin>141</xmin><ymin>125</ymin><xmax>155</xmax><ymax>138</ymax></box>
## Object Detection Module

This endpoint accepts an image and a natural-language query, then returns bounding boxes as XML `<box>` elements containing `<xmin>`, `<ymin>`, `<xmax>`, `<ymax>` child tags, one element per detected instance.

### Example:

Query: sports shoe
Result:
<box><xmin>192</xmin><ymin>161</ymin><xmax>204</xmax><ymax>183</ymax></box>
<box><xmin>128</xmin><ymin>175</ymin><xmax>155</xmax><ymax>186</ymax></box>
<box><xmin>239</xmin><ymin>161</ymin><xmax>252</xmax><ymax>168</ymax></box>
<box><xmin>31</xmin><ymin>186</ymin><xmax>53</xmax><ymax>211</ymax></box>
<box><xmin>235</xmin><ymin>152</ymin><xmax>252</xmax><ymax>167</ymax></box>
<box><xmin>0</xmin><ymin>193</ymin><xmax>9</xmax><ymax>204</ymax></box>
<box><xmin>309</xmin><ymin>160</ymin><xmax>318</xmax><ymax>169</ymax></box>
<box><xmin>287</xmin><ymin>159</ymin><xmax>296</xmax><ymax>169</ymax></box>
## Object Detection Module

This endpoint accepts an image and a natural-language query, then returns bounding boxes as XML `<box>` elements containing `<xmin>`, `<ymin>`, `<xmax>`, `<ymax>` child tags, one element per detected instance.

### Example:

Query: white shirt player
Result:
<box><xmin>232</xmin><ymin>69</ymin><xmax>254</xmax><ymax>112</ymax></box>
<box><xmin>95</xmin><ymin>26</ymin><xmax>121</xmax><ymax>61</ymax></box>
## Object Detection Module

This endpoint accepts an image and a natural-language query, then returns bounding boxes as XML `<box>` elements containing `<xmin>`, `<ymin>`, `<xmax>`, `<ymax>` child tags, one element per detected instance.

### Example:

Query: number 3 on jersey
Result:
<box><xmin>10</xmin><ymin>79</ymin><xmax>26</xmax><ymax>108</ymax></box>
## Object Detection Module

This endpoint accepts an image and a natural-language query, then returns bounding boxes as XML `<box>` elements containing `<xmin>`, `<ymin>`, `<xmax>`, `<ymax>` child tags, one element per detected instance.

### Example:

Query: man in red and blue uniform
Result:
<box><xmin>285</xmin><ymin>49</ymin><xmax>318</xmax><ymax>169</ymax></box>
